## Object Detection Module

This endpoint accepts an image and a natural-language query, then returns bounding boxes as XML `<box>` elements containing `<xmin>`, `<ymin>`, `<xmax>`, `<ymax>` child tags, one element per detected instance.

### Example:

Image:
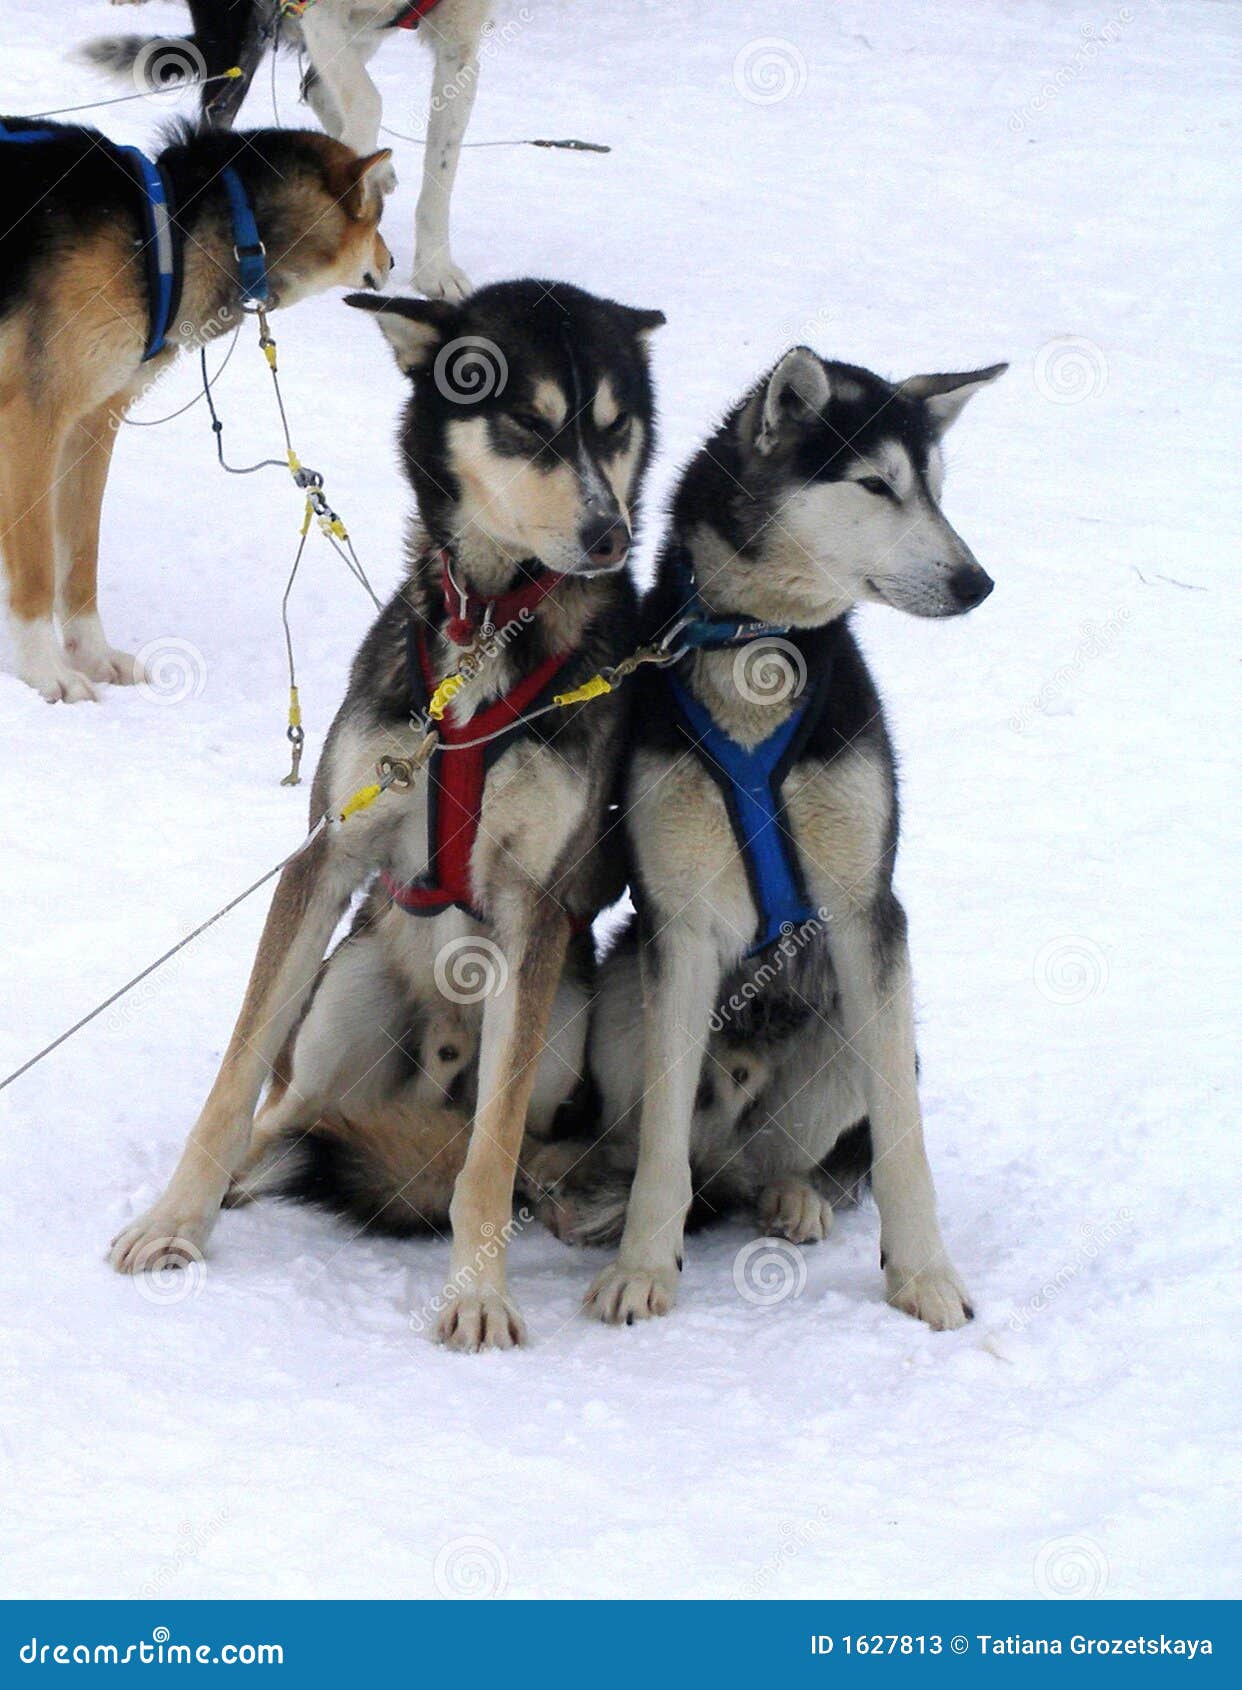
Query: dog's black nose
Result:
<box><xmin>581</xmin><ymin>517</ymin><xmax>630</xmax><ymax>570</ymax></box>
<box><xmin>949</xmin><ymin>563</ymin><xmax>994</xmax><ymax>610</ymax></box>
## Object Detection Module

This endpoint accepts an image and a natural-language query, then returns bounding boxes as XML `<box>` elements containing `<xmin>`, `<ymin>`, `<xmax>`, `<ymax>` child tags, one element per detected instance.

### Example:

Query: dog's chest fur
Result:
<box><xmin>630</xmin><ymin>708</ymin><xmax>892</xmax><ymax>954</ymax></box>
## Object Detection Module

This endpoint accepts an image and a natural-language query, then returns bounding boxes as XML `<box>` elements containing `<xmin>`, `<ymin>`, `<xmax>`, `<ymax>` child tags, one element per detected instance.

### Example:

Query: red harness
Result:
<box><xmin>392</xmin><ymin>0</ymin><xmax>444</xmax><ymax>28</ymax></box>
<box><xmin>382</xmin><ymin>622</ymin><xmax>577</xmax><ymax>921</ymax></box>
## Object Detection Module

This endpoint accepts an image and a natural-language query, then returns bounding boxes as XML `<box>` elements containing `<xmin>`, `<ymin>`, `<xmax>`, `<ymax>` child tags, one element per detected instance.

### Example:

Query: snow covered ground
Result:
<box><xmin>1</xmin><ymin>0</ymin><xmax>1238</xmax><ymax>1602</ymax></box>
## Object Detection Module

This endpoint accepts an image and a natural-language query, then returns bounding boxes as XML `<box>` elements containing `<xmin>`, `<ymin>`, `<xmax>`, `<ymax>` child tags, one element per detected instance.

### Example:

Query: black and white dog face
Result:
<box><xmin>348</xmin><ymin>280</ymin><xmax>664</xmax><ymax>575</ymax></box>
<box><xmin>683</xmin><ymin>348</ymin><xmax>1005</xmax><ymax>627</ymax></box>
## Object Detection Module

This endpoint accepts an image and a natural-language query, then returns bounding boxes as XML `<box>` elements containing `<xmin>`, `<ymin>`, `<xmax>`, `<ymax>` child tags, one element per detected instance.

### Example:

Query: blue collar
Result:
<box><xmin>665</xmin><ymin>544</ymin><xmax>793</xmax><ymax>653</ymax></box>
<box><xmin>113</xmin><ymin>145</ymin><xmax>178</xmax><ymax>361</ymax></box>
<box><xmin>220</xmin><ymin>166</ymin><xmax>271</xmax><ymax>307</ymax></box>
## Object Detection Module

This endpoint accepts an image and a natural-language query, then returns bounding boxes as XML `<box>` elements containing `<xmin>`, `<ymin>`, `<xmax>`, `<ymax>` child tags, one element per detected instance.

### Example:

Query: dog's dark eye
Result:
<box><xmin>730</xmin><ymin>1065</ymin><xmax>751</xmax><ymax>1088</ymax></box>
<box><xmin>602</xmin><ymin>411</ymin><xmax>630</xmax><ymax>438</ymax></box>
<box><xmin>509</xmin><ymin>410</ymin><xmax>554</xmax><ymax>440</ymax></box>
<box><xmin>856</xmin><ymin>476</ymin><xmax>893</xmax><ymax>498</ymax></box>
<box><xmin>437</xmin><ymin>1044</ymin><xmax>459</xmax><ymax>1064</ymax></box>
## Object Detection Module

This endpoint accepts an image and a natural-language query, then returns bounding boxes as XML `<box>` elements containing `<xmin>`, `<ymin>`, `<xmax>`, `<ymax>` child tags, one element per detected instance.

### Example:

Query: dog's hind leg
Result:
<box><xmin>109</xmin><ymin>820</ymin><xmax>365</xmax><ymax>1273</ymax></box>
<box><xmin>297</xmin><ymin>10</ymin><xmax>385</xmax><ymax>160</ymax></box>
<box><xmin>435</xmin><ymin>896</ymin><xmax>571</xmax><ymax>1350</ymax></box>
<box><xmin>54</xmin><ymin>396</ymin><xmax>145</xmax><ymax>688</ymax></box>
<box><xmin>411</xmin><ymin>1</ymin><xmax>488</xmax><ymax>299</ymax></box>
<box><xmin>0</xmin><ymin>400</ymin><xmax>96</xmax><ymax>703</ymax></box>
<box><xmin>827</xmin><ymin>902</ymin><xmax>972</xmax><ymax>1330</ymax></box>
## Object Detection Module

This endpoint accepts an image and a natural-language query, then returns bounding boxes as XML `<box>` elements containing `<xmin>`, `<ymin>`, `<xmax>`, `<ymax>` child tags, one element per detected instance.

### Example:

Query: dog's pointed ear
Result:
<box><xmin>329</xmin><ymin>148</ymin><xmax>393</xmax><ymax>217</ymax></box>
<box><xmin>900</xmin><ymin>363</ymin><xmax>1007</xmax><ymax>433</ymax></box>
<box><xmin>621</xmin><ymin>305</ymin><xmax>666</xmax><ymax>337</ymax></box>
<box><xmin>755</xmin><ymin>346</ymin><xmax>831</xmax><ymax>454</ymax></box>
<box><xmin>345</xmin><ymin>293</ymin><xmax>456</xmax><ymax>374</ymax></box>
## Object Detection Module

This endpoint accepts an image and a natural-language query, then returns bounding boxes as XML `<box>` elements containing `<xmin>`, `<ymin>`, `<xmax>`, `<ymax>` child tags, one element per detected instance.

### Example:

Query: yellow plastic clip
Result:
<box><xmin>553</xmin><ymin>673</ymin><xmax>614</xmax><ymax>708</ymax></box>
<box><xmin>288</xmin><ymin>685</ymin><xmax>302</xmax><ymax>731</ymax></box>
<box><xmin>428</xmin><ymin>671</ymin><xmax>467</xmax><ymax>721</ymax></box>
<box><xmin>338</xmin><ymin>781</ymin><xmax>384</xmax><ymax>823</ymax></box>
<box><xmin>223</xmin><ymin>66</ymin><xmax>244</xmax><ymax>80</ymax></box>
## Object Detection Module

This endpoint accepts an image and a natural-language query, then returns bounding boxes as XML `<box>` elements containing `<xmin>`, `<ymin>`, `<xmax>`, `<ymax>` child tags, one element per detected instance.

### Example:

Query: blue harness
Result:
<box><xmin>659</xmin><ymin>550</ymin><xmax>824</xmax><ymax>956</ymax></box>
<box><xmin>0</xmin><ymin>119</ymin><xmax>269</xmax><ymax>359</ymax></box>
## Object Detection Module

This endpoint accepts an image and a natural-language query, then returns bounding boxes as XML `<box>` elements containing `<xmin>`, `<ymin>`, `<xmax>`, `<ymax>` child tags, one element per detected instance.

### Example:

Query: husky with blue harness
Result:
<box><xmin>568</xmin><ymin>346</ymin><xmax>1005</xmax><ymax>1332</ymax></box>
<box><xmin>0</xmin><ymin>117</ymin><xmax>391</xmax><ymax>702</ymax></box>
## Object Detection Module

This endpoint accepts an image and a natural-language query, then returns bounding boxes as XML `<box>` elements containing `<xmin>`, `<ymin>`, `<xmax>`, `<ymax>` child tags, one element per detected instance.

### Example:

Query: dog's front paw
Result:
<box><xmin>435</xmin><ymin>1287</ymin><xmax>526</xmax><ymax>1352</ymax></box>
<box><xmin>412</xmin><ymin>254</ymin><xmax>472</xmax><ymax>302</ymax></box>
<box><xmin>108</xmin><ymin>1209</ymin><xmax>211</xmax><ymax>1275</ymax></box>
<box><xmin>20</xmin><ymin>653</ymin><xmax>99</xmax><ymax>704</ymax></box>
<box><xmin>584</xmin><ymin>1260</ymin><xmax>679</xmax><ymax>1325</ymax></box>
<box><xmin>758</xmin><ymin>1177</ymin><xmax>834</xmax><ymax>1244</ymax></box>
<box><xmin>71</xmin><ymin>645</ymin><xmax>146</xmax><ymax>687</ymax></box>
<box><xmin>885</xmin><ymin>1261</ymin><xmax>973</xmax><ymax>1331</ymax></box>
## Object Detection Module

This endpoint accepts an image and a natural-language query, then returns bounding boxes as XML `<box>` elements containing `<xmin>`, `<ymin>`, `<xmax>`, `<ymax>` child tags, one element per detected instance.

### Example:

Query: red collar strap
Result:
<box><xmin>392</xmin><ymin>0</ymin><xmax>444</xmax><ymax>29</ymax></box>
<box><xmin>437</xmin><ymin>548</ymin><xmax>564</xmax><ymax>647</ymax></box>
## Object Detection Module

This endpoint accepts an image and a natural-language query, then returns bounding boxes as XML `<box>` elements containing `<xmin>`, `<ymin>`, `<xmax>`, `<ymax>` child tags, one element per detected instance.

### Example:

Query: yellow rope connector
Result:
<box><xmin>223</xmin><ymin>66</ymin><xmax>245</xmax><ymax>79</ymax></box>
<box><xmin>338</xmin><ymin>782</ymin><xmax>384</xmax><ymax>823</ymax></box>
<box><xmin>553</xmin><ymin>673</ymin><xmax>614</xmax><ymax>708</ymax></box>
<box><xmin>428</xmin><ymin>671</ymin><xmax>468</xmax><ymax>721</ymax></box>
<box><xmin>287</xmin><ymin>685</ymin><xmax>302</xmax><ymax>731</ymax></box>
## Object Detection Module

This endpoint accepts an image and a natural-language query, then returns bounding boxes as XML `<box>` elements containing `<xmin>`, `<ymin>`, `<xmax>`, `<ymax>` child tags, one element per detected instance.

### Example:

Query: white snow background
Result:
<box><xmin>0</xmin><ymin>0</ymin><xmax>1238</xmax><ymax>1601</ymax></box>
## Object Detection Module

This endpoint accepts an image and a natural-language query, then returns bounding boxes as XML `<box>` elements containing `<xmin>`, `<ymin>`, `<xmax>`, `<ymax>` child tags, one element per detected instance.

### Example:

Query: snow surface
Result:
<box><xmin>1</xmin><ymin>0</ymin><xmax>1238</xmax><ymax>1602</ymax></box>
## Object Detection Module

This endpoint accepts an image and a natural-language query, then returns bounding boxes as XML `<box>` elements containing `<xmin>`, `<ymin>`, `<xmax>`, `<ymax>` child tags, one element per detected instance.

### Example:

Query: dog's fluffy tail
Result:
<box><xmin>75</xmin><ymin>35</ymin><xmax>165</xmax><ymax>79</ymax></box>
<box><xmin>240</xmin><ymin>1106</ymin><xmax>470</xmax><ymax>1239</ymax></box>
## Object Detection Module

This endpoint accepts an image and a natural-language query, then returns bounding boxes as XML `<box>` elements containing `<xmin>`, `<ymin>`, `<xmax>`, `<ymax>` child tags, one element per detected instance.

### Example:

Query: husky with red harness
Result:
<box><xmin>109</xmin><ymin>279</ymin><xmax>665</xmax><ymax>1351</ymax></box>
<box><xmin>84</xmin><ymin>1</ymin><xmax>491</xmax><ymax>297</ymax></box>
